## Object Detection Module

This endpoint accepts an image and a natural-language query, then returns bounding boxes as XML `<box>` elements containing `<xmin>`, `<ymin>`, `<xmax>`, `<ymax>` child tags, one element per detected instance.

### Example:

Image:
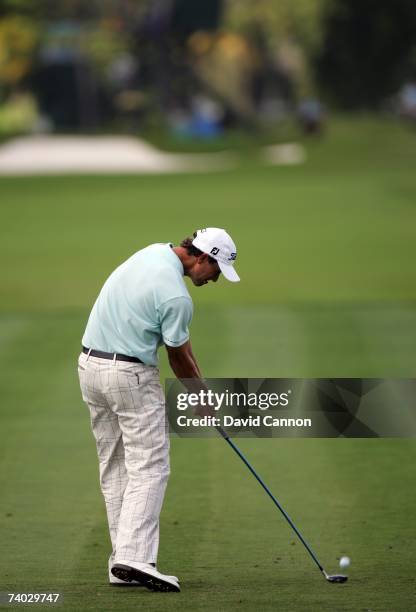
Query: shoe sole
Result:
<box><xmin>111</xmin><ymin>563</ymin><xmax>180</xmax><ymax>593</ymax></box>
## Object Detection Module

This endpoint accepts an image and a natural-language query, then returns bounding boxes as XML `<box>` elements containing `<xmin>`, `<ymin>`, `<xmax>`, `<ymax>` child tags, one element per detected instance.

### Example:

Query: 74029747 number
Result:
<box><xmin>6</xmin><ymin>593</ymin><xmax>61</xmax><ymax>604</ymax></box>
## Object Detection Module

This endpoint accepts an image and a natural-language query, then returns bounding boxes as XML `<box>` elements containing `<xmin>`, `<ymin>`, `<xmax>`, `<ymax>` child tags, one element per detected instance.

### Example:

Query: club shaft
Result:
<box><xmin>216</xmin><ymin>425</ymin><xmax>324</xmax><ymax>573</ymax></box>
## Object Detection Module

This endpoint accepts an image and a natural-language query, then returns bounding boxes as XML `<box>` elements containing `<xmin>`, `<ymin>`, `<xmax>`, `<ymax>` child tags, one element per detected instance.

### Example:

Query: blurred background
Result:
<box><xmin>1</xmin><ymin>2</ymin><xmax>416</xmax><ymax>611</ymax></box>
<box><xmin>1</xmin><ymin>0</ymin><xmax>416</xmax><ymax>140</ymax></box>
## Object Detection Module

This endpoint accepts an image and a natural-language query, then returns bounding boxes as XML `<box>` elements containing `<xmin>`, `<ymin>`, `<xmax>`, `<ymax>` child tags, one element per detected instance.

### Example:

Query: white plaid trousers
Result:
<box><xmin>78</xmin><ymin>351</ymin><xmax>170</xmax><ymax>566</ymax></box>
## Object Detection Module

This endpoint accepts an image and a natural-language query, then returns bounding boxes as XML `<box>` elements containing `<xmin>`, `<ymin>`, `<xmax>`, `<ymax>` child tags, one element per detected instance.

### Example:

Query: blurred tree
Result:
<box><xmin>0</xmin><ymin>0</ymin><xmax>151</xmax><ymax>21</ymax></box>
<box><xmin>224</xmin><ymin>0</ymin><xmax>328</xmax><ymax>102</ymax></box>
<box><xmin>0</xmin><ymin>0</ymin><xmax>101</xmax><ymax>20</ymax></box>
<box><xmin>82</xmin><ymin>20</ymin><xmax>131</xmax><ymax>76</ymax></box>
<box><xmin>316</xmin><ymin>0</ymin><xmax>416</xmax><ymax>108</ymax></box>
<box><xmin>0</xmin><ymin>15</ymin><xmax>39</xmax><ymax>99</ymax></box>
<box><xmin>225</xmin><ymin>0</ymin><xmax>326</xmax><ymax>53</ymax></box>
<box><xmin>188</xmin><ymin>30</ymin><xmax>259</xmax><ymax>121</ymax></box>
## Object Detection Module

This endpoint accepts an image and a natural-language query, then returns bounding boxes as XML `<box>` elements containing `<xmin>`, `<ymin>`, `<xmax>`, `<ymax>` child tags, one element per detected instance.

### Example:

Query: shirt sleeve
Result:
<box><xmin>159</xmin><ymin>296</ymin><xmax>193</xmax><ymax>347</ymax></box>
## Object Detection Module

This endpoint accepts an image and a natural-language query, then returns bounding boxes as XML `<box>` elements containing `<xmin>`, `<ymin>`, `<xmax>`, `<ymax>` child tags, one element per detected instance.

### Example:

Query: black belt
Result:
<box><xmin>82</xmin><ymin>346</ymin><xmax>143</xmax><ymax>364</ymax></box>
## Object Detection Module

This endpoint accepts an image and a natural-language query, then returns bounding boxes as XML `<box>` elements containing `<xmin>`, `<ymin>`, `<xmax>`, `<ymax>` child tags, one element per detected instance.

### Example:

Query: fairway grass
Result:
<box><xmin>1</xmin><ymin>309</ymin><xmax>415</xmax><ymax>610</ymax></box>
<box><xmin>1</xmin><ymin>117</ymin><xmax>416</xmax><ymax>610</ymax></box>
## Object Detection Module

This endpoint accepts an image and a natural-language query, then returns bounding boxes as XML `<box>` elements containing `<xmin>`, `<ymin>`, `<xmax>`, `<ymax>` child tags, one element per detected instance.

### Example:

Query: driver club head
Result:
<box><xmin>325</xmin><ymin>573</ymin><xmax>348</xmax><ymax>584</ymax></box>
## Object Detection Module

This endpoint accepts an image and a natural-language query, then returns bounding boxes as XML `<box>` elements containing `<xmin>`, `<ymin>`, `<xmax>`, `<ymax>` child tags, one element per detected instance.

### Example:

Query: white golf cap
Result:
<box><xmin>192</xmin><ymin>227</ymin><xmax>240</xmax><ymax>282</ymax></box>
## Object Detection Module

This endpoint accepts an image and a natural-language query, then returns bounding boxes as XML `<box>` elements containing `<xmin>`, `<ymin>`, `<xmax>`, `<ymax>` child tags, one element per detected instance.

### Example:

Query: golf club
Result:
<box><xmin>215</xmin><ymin>425</ymin><xmax>348</xmax><ymax>584</ymax></box>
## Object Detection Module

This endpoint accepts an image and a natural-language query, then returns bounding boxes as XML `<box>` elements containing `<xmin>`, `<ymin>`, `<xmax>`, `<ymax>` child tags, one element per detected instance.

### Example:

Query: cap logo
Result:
<box><xmin>228</xmin><ymin>252</ymin><xmax>237</xmax><ymax>261</ymax></box>
<box><xmin>210</xmin><ymin>247</ymin><xmax>220</xmax><ymax>255</ymax></box>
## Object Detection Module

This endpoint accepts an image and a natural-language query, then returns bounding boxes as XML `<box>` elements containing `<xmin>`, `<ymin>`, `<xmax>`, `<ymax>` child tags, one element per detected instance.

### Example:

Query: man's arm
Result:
<box><xmin>165</xmin><ymin>340</ymin><xmax>217</xmax><ymax>417</ymax></box>
<box><xmin>165</xmin><ymin>340</ymin><xmax>202</xmax><ymax>379</ymax></box>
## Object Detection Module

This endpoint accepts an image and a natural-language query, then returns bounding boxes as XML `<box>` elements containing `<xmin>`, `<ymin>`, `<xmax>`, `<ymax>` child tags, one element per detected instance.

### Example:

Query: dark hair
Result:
<box><xmin>180</xmin><ymin>232</ymin><xmax>217</xmax><ymax>264</ymax></box>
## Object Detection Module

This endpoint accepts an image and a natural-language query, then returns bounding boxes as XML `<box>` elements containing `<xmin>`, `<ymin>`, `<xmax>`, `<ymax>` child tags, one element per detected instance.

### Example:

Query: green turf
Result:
<box><xmin>1</xmin><ymin>116</ymin><xmax>416</xmax><ymax>611</ymax></box>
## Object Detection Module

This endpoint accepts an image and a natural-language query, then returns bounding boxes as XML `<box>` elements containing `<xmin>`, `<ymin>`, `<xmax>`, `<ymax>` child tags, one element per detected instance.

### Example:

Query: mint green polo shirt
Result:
<box><xmin>82</xmin><ymin>243</ymin><xmax>193</xmax><ymax>365</ymax></box>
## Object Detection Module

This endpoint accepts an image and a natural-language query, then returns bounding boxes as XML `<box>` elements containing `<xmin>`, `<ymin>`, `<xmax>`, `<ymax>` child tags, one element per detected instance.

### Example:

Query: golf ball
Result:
<box><xmin>339</xmin><ymin>556</ymin><xmax>350</xmax><ymax>569</ymax></box>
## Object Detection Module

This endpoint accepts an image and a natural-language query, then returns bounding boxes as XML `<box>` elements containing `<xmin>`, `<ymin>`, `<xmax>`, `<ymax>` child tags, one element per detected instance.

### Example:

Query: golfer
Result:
<box><xmin>78</xmin><ymin>228</ymin><xmax>239</xmax><ymax>592</ymax></box>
